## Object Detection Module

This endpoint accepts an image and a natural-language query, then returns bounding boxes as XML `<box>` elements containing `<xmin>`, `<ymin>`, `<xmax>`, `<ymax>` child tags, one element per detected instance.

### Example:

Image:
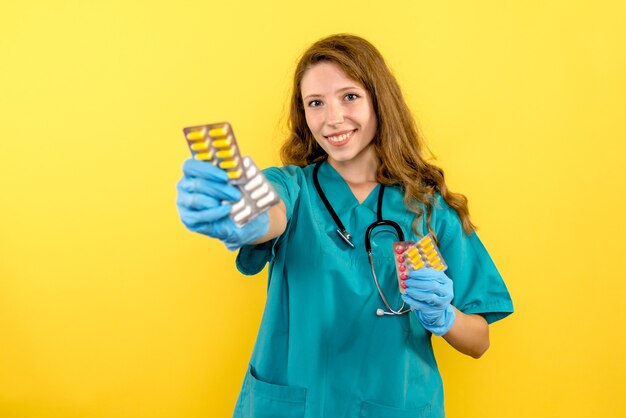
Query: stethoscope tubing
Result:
<box><xmin>313</xmin><ymin>160</ymin><xmax>410</xmax><ymax>316</ymax></box>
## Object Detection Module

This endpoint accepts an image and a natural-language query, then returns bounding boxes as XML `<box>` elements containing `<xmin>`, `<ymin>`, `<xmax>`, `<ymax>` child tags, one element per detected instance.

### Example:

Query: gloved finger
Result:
<box><xmin>404</xmin><ymin>277</ymin><xmax>453</xmax><ymax>296</ymax></box>
<box><xmin>410</xmin><ymin>287</ymin><xmax>453</xmax><ymax>304</ymax></box>
<box><xmin>190</xmin><ymin>222</ymin><xmax>231</xmax><ymax>239</ymax></box>
<box><xmin>402</xmin><ymin>294</ymin><xmax>438</xmax><ymax>317</ymax></box>
<box><xmin>225</xmin><ymin>240</ymin><xmax>243</xmax><ymax>252</ymax></box>
<box><xmin>414</xmin><ymin>306</ymin><xmax>440</xmax><ymax>320</ymax></box>
<box><xmin>205</xmin><ymin>218</ymin><xmax>239</xmax><ymax>241</ymax></box>
<box><xmin>176</xmin><ymin>190</ymin><xmax>222</xmax><ymax>210</ymax></box>
<box><xmin>182</xmin><ymin>158</ymin><xmax>229</xmax><ymax>182</ymax></box>
<box><xmin>408</xmin><ymin>268</ymin><xmax>448</xmax><ymax>283</ymax></box>
<box><xmin>403</xmin><ymin>290</ymin><xmax>437</xmax><ymax>306</ymax></box>
<box><xmin>177</xmin><ymin>176</ymin><xmax>241</xmax><ymax>202</ymax></box>
<box><xmin>403</xmin><ymin>278</ymin><xmax>439</xmax><ymax>292</ymax></box>
<box><xmin>178</xmin><ymin>205</ymin><xmax>232</xmax><ymax>227</ymax></box>
<box><xmin>404</xmin><ymin>289</ymin><xmax>450</xmax><ymax>307</ymax></box>
<box><xmin>417</xmin><ymin>310</ymin><xmax>447</xmax><ymax>327</ymax></box>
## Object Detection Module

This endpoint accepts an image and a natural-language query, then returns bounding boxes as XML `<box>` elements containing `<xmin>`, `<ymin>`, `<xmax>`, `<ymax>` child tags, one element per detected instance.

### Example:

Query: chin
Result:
<box><xmin>328</xmin><ymin>154</ymin><xmax>357</xmax><ymax>164</ymax></box>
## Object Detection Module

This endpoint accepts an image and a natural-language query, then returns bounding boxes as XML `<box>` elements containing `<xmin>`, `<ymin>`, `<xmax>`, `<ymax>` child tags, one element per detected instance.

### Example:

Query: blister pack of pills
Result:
<box><xmin>392</xmin><ymin>234</ymin><xmax>448</xmax><ymax>294</ymax></box>
<box><xmin>183</xmin><ymin>122</ymin><xmax>247</xmax><ymax>184</ymax></box>
<box><xmin>183</xmin><ymin>122</ymin><xmax>279</xmax><ymax>227</ymax></box>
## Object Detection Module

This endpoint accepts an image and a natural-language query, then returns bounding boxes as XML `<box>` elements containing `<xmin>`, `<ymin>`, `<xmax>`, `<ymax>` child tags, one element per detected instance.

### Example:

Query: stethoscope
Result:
<box><xmin>312</xmin><ymin>160</ymin><xmax>411</xmax><ymax>316</ymax></box>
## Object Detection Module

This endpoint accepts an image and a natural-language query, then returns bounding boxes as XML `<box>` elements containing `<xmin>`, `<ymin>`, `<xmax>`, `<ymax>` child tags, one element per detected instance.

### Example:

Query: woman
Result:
<box><xmin>177</xmin><ymin>34</ymin><xmax>513</xmax><ymax>418</ymax></box>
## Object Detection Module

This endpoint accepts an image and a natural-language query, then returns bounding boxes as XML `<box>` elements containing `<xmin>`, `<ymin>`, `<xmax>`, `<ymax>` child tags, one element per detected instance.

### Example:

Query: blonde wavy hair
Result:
<box><xmin>280</xmin><ymin>34</ymin><xmax>476</xmax><ymax>236</ymax></box>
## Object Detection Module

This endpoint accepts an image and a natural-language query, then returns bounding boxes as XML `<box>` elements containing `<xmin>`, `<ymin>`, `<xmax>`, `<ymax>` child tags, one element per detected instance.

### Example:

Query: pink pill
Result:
<box><xmin>399</xmin><ymin>265</ymin><xmax>406</xmax><ymax>272</ymax></box>
<box><xmin>401</xmin><ymin>282</ymin><xmax>408</xmax><ymax>289</ymax></box>
<box><xmin>395</xmin><ymin>245</ymin><xmax>405</xmax><ymax>254</ymax></box>
<box><xmin>400</xmin><ymin>273</ymin><xmax>408</xmax><ymax>280</ymax></box>
<box><xmin>397</xmin><ymin>256</ymin><xmax>405</xmax><ymax>263</ymax></box>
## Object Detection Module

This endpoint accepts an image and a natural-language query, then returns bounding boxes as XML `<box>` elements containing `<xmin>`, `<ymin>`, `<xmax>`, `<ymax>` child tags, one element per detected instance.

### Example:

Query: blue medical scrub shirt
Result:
<box><xmin>233</xmin><ymin>162</ymin><xmax>513</xmax><ymax>418</ymax></box>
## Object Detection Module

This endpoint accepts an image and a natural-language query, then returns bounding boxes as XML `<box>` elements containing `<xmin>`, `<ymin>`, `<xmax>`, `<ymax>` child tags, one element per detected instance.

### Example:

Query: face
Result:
<box><xmin>300</xmin><ymin>62</ymin><xmax>378</xmax><ymax>169</ymax></box>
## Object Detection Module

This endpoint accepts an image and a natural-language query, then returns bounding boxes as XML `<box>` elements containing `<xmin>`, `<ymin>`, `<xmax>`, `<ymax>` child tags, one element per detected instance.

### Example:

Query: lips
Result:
<box><xmin>325</xmin><ymin>129</ymin><xmax>356</xmax><ymax>145</ymax></box>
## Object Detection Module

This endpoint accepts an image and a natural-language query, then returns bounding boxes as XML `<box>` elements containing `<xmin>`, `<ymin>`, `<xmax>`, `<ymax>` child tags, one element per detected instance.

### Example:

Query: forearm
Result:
<box><xmin>252</xmin><ymin>200</ymin><xmax>287</xmax><ymax>244</ymax></box>
<box><xmin>442</xmin><ymin>306</ymin><xmax>490</xmax><ymax>358</ymax></box>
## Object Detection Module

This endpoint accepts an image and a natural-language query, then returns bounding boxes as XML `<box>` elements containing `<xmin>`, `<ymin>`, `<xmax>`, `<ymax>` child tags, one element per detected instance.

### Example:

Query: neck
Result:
<box><xmin>328</xmin><ymin>146</ymin><xmax>378</xmax><ymax>185</ymax></box>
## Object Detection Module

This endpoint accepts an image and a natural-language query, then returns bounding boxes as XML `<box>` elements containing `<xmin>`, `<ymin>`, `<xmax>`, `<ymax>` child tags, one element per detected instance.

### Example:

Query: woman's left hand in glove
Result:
<box><xmin>401</xmin><ymin>268</ymin><xmax>456</xmax><ymax>336</ymax></box>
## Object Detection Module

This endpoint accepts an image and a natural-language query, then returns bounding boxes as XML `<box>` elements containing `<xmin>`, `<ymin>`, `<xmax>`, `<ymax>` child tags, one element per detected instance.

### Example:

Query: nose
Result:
<box><xmin>325</xmin><ymin>102</ymin><xmax>344</xmax><ymax>126</ymax></box>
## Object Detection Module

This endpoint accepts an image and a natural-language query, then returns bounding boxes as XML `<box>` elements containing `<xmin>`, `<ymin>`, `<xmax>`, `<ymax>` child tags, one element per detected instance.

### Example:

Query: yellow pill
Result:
<box><xmin>407</xmin><ymin>253</ymin><xmax>422</xmax><ymax>263</ymax></box>
<box><xmin>434</xmin><ymin>264</ymin><xmax>445</xmax><ymax>271</ymax></box>
<box><xmin>412</xmin><ymin>260</ymin><xmax>425</xmax><ymax>269</ymax></box>
<box><xmin>227</xmin><ymin>169</ymin><xmax>243</xmax><ymax>179</ymax></box>
<box><xmin>426</xmin><ymin>251</ymin><xmax>438</xmax><ymax>260</ymax></box>
<box><xmin>429</xmin><ymin>257</ymin><xmax>442</xmax><ymax>265</ymax></box>
<box><xmin>195</xmin><ymin>152</ymin><xmax>213</xmax><ymax>161</ymax></box>
<box><xmin>219</xmin><ymin>159</ymin><xmax>240</xmax><ymax>169</ymax></box>
<box><xmin>190</xmin><ymin>141</ymin><xmax>209</xmax><ymax>151</ymax></box>
<box><xmin>212</xmin><ymin>137</ymin><xmax>232</xmax><ymax>148</ymax></box>
<box><xmin>186</xmin><ymin>130</ymin><xmax>205</xmax><ymax>141</ymax></box>
<box><xmin>419</xmin><ymin>236</ymin><xmax>433</xmax><ymax>246</ymax></box>
<box><xmin>216</xmin><ymin>148</ymin><xmax>235</xmax><ymax>159</ymax></box>
<box><xmin>406</xmin><ymin>247</ymin><xmax>419</xmax><ymax>258</ymax></box>
<box><xmin>419</xmin><ymin>244</ymin><xmax>434</xmax><ymax>253</ymax></box>
<box><xmin>209</xmin><ymin>126</ymin><xmax>229</xmax><ymax>137</ymax></box>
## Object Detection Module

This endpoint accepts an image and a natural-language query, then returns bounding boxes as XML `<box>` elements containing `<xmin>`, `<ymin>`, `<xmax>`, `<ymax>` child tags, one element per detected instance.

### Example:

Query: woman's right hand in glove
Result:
<box><xmin>176</xmin><ymin>158</ymin><xmax>269</xmax><ymax>250</ymax></box>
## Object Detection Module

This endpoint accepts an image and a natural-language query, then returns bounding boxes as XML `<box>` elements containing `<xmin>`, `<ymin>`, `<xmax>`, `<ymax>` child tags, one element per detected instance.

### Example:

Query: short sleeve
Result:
<box><xmin>429</xmin><ymin>195</ymin><xmax>514</xmax><ymax>324</ymax></box>
<box><xmin>235</xmin><ymin>166</ymin><xmax>302</xmax><ymax>276</ymax></box>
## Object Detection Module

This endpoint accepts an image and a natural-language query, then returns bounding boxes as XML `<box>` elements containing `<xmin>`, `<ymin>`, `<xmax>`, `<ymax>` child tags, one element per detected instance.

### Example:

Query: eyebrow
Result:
<box><xmin>303</xmin><ymin>86</ymin><xmax>364</xmax><ymax>101</ymax></box>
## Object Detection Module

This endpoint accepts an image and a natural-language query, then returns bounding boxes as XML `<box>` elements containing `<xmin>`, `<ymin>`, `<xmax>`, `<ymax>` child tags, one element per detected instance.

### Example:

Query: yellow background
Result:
<box><xmin>1</xmin><ymin>0</ymin><xmax>625</xmax><ymax>417</ymax></box>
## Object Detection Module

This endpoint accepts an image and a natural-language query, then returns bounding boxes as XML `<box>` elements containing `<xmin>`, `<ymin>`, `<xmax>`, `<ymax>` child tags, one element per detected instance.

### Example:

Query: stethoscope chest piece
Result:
<box><xmin>336</xmin><ymin>228</ymin><xmax>355</xmax><ymax>248</ymax></box>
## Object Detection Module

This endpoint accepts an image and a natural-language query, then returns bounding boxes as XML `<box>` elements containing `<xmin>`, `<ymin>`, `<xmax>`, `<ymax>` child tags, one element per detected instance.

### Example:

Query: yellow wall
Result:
<box><xmin>1</xmin><ymin>1</ymin><xmax>625</xmax><ymax>417</ymax></box>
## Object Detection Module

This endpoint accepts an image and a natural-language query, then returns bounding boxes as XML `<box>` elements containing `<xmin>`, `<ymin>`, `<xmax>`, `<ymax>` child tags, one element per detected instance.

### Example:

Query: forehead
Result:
<box><xmin>300</xmin><ymin>62</ymin><xmax>364</xmax><ymax>94</ymax></box>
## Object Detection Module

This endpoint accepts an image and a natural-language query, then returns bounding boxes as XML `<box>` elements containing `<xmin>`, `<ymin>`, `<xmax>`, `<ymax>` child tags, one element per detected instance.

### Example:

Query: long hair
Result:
<box><xmin>280</xmin><ymin>34</ymin><xmax>476</xmax><ymax>236</ymax></box>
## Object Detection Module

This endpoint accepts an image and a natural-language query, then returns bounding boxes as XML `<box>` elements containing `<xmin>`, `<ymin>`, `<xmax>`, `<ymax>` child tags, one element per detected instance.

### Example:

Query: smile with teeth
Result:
<box><xmin>325</xmin><ymin>130</ymin><xmax>356</xmax><ymax>144</ymax></box>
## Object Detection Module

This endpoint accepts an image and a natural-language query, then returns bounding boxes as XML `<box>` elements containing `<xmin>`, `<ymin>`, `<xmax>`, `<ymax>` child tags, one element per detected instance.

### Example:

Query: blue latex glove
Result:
<box><xmin>401</xmin><ymin>268</ymin><xmax>456</xmax><ymax>336</ymax></box>
<box><xmin>176</xmin><ymin>158</ymin><xmax>269</xmax><ymax>251</ymax></box>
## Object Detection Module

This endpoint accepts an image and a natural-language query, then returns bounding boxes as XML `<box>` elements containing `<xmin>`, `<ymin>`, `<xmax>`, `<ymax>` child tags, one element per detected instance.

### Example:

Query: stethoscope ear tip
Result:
<box><xmin>376</xmin><ymin>309</ymin><xmax>385</xmax><ymax>316</ymax></box>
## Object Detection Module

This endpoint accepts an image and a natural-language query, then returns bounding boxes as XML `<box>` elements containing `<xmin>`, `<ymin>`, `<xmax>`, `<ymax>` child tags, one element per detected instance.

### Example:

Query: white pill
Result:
<box><xmin>250</xmin><ymin>183</ymin><xmax>270</xmax><ymax>200</ymax></box>
<box><xmin>243</xmin><ymin>174</ymin><xmax>263</xmax><ymax>191</ymax></box>
<box><xmin>246</xmin><ymin>165</ymin><xmax>257</xmax><ymax>178</ymax></box>
<box><xmin>256</xmin><ymin>191</ymin><xmax>276</xmax><ymax>208</ymax></box>
<box><xmin>233</xmin><ymin>205</ymin><xmax>252</xmax><ymax>222</ymax></box>
<box><xmin>231</xmin><ymin>199</ymin><xmax>246</xmax><ymax>212</ymax></box>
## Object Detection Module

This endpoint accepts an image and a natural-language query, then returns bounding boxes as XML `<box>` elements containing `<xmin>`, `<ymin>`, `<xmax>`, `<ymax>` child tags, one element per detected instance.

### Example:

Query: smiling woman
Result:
<box><xmin>176</xmin><ymin>33</ymin><xmax>513</xmax><ymax>418</ymax></box>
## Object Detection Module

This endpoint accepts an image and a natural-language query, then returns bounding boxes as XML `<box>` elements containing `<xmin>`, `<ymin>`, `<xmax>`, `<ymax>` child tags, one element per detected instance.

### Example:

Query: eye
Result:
<box><xmin>307</xmin><ymin>100</ymin><xmax>323</xmax><ymax>107</ymax></box>
<box><xmin>345</xmin><ymin>93</ymin><xmax>359</xmax><ymax>101</ymax></box>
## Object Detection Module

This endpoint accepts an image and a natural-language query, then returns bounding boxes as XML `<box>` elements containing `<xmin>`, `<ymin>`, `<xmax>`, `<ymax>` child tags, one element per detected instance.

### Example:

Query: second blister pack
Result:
<box><xmin>392</xmin><ymin>234</ymin><xmax>448</xmax><ymax>294</ymax></box>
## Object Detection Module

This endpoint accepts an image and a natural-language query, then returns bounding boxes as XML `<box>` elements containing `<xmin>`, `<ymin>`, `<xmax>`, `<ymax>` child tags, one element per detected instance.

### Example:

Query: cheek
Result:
<box><xmin>364</xmin><ymin>108</ymin><xmax>377</xmax><ymax>135</ymax></box>
<box><xmin>304</xmin><ymin>110</ymin><xmax>322</xmax><ymax>132</ymax></box>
